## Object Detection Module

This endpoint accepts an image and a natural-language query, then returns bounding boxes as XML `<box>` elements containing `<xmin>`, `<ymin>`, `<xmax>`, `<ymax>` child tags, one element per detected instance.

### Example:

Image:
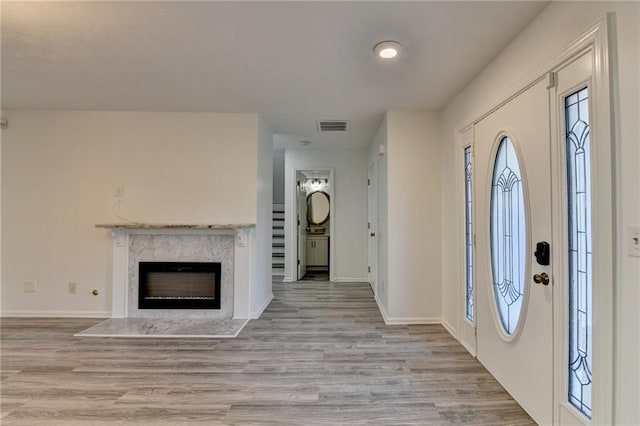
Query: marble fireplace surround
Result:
<box><xmin>96</xmin><ymin>224</ymin><xmax>255</xmax><ymax>320</ymax></box>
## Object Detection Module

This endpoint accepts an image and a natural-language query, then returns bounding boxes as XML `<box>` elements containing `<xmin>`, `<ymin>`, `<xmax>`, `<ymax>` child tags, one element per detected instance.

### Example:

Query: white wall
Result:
<box><xmin>373</xmin><ymin>111</ymin><xmax>441</xmax><ymax>321</ymax></box>
<box><xmin>253</xmin><ymin>117</ymin><xmax>273</xmax><ymax>317</ymax></box>
<box><xmin>283</xmin><ymin>149</ymin><xmax>368</xmax><ymax>282</ymax></box>
<box><xmin>439</xmin><ymin>3</ymin><xmax>639</xmax><ymax>423</ymax></box>
<box><xmin>272</xmin><ymin>151</ymin><xmax>285</xmax><ymax>204</ymax></box>
<box><xmin>2</xmin><ymin>111</ymin><xmax>260</xmax><ymax>316</ymax></box>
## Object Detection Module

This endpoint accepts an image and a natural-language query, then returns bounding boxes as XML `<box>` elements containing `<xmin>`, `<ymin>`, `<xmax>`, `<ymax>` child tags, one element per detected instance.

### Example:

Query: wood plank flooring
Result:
<box><xmin>1</xmin><ymin>281</ymin><xmax>534</xmax><ymax>425</ymax></box>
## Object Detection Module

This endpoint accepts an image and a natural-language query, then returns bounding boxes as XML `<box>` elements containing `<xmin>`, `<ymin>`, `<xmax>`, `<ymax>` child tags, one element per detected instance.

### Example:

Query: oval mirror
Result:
<box><xmin>307</xmin><ymin>191</ymin><xmax>330</xmax><ymax>225</ymax></box>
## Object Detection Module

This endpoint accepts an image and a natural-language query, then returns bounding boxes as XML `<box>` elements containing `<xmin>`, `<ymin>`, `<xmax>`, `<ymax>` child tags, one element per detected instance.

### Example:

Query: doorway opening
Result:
<box><xmin>295</xmin><ymin>169</ymin><xmax>332</xmax><ymax>281</ymax></box>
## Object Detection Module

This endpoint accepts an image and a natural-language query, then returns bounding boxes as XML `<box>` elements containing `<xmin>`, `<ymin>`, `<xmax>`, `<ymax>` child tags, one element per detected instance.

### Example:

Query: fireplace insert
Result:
<box><xmin>138</xmin><ymin>262</ymin><xmax>221</xmax><ymax>309</ymax></box>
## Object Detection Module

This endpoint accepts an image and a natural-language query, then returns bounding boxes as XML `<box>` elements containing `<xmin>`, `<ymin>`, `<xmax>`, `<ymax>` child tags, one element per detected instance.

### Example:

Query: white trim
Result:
<box><xmin>287</xmin><ymin>167</ymin><xmax>335</xmax><ymax>282</ymax></box>
<box><xmin>251</xmin><ymin>293</ymin><xmax>273</xmax><ymax>319</ymax></box>
<box><xmin>549</xmin><ymin>18</ymin><xmax>615</xmax><ymax>425</ymax></box>
<box><xmin>332</xmin><ymin>277</ymin><xmax>369</xmax><ymax>283</ymax></box>
<box><xmin>374</xmin><ymin>293</ymin><xmax>390</xmax><ymax>323</ymax></box>
<box><xmin>2</xmin><ymin>310</ymin><xmax>110</xmax><ymax>318</ymax></box>
<box><xmin>75</xmin><ymin>319</ymin><xmax>250</xmax><ymax>339</ymax></box>
<box><xmin>457</xmin><ymin>18</ymin><xmax>609</xmax><ymax>134</ymax></box>
<box><xmin>442</xmin><ymin>318</ymin><xmax>477</xmax><ymax>358</ymax></box>
<box><xmin>441</xmin><ymin>318</ymin><xmax>481</xmax><ymax>357</ymax></box>
<box><xmin>456</xmin><ymin>125</ymin><xmax>477</xmax><ymax>356</ymax></box>
<box><xmin>440</xmin><ymin>318</ymin><xmax>458</xmax><ymax>338</ymax></box>
<box><xmin>367</xmin><ymin>159</ymin><xmax>379</xmax><ymax>296</ymax></box>
<box><xmin>373</xmin><ymin>294</ymin><xmax>440</xmax><ymax>325</ymax></box>
<box><xmin>459</xmin><ymin>335</ymin><xmax>476</xmax><ymax>357</ymax></box>
<box><xmin>110</xmin><ymin>229</ymin><xmax>128</xmax><ymax>318</ymax></box>
<box><xmin>385</xmin><ymin>317</ymin><xmax>441</xmax><ymax>325</ymax></box>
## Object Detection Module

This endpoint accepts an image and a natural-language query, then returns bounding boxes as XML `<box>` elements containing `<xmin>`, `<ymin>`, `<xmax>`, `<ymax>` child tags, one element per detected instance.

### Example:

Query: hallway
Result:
<box><xmin>1</xmin><ymin>281</ymin><xmax>533</xmax><ymax>425</ymax></box>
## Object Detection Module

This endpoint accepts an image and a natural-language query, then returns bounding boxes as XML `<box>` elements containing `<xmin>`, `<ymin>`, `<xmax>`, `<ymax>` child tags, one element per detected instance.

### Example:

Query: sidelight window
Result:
<box><xmin>565</xmin><ymin>87</ymin><xmax>592</xmax><ymax>418</ymax></box>
<box><xmin>464</xmin><ymin>146</ymin><xmax>474</xmax><ymax>322</ymax></box>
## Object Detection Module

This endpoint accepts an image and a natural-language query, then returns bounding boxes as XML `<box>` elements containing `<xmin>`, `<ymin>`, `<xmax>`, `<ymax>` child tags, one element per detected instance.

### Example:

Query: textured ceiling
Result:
<box><xmin>2</xmin><ymin>1</ymin><xmax>549</xmax><ymax>150</ymax></box>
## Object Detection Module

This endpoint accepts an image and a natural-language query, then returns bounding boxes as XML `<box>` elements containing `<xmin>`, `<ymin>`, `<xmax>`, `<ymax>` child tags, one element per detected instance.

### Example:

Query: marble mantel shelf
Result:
<box><xmin>96</xmin><ymin>223</ymin><xmax>255</xmax><ymax>230</ymax></box>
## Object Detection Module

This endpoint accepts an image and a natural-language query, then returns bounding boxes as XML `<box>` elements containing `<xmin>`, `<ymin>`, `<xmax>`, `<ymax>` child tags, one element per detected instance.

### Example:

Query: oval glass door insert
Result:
<box><xmin>490</xmin><ymin>136</ymin><xmax>526</xmax><ymax>335</ymax></box>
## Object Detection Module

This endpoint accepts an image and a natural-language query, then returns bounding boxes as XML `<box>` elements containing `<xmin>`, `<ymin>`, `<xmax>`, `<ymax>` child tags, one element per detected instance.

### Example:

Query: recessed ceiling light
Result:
<box><xmin>374</xmin><ymin>41</ymin><xmax>402</xmax><ymax>59</ymax></box>
<box><xmin>299</xmin><ymin>140</ymin><xmax>311</xmax><ymax>146</ymax></box>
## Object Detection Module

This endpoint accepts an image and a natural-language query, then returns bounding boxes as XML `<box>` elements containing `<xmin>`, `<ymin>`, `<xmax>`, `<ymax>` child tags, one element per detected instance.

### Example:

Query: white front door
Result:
<box><xmin>474</xmin><ymin>77</ymin><xmax>553</xmax><ymax>425</ymax></box>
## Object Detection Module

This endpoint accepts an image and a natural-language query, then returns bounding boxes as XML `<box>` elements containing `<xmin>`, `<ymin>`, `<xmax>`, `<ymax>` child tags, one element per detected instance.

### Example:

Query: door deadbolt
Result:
<box><xmin>533</xmin><ymin>272</ymin><xmax>550</xmax><ymax>285</ymax></box>
<box><xmin>534</xmin><ymin>241</ymin><xmax>550</xmax><ymax>265</ymax></box>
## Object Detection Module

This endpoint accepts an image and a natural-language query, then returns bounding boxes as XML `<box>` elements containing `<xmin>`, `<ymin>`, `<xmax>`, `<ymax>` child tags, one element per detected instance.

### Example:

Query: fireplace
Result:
<box><xmin>138</xmin><ymin>262</ymin><xmax>221</xmax><ymax>309</ymax></box>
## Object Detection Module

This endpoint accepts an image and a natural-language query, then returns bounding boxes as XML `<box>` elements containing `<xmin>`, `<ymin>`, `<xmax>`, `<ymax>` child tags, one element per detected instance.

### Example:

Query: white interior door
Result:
<box><xmin>367</xmin><ymin>162</ymin><xmax>378</xmax><ymax>293</ymax></box>
<box><xmin>297</xmin><ymin>179</ymin><xmax>307</xmax><ymax>280</ymax></box>
<box><xmin>474</xmin><ymin>78</ymin><xmax>553</xmax><ymax>424</ymax></box>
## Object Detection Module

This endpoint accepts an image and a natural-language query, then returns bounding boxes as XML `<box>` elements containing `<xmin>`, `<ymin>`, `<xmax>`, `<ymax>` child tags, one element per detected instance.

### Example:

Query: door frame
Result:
<box><xmin>457</xmin><ymin>125</ymin><xmax>477</xmax><ymax>356</ymax></box>
<box><xmin>367</xmin><ymin>160</ymin><xmax>378</xmax><ymax>294</ymax></box>
<box><xmin>550</xmin><ymin>45</ymin><xmax>614</xmax><ymax>424</ymax></box>
<box><xmin>286</xmin><ymin>167</ymin><xmax>335</xmax><ymax>282</ymax></box>
<box><xmin>456</xmin><ymin>16</ymin><xmax>615</xmax><ymax>424</ymax></box>
<box><xmin>296</xmin><ymin>171</ymin><xmax>308</xmax><ymax>280</ymax></box>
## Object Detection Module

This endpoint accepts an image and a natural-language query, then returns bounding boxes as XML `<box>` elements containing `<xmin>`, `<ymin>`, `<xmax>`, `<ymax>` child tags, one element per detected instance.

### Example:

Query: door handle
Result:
<box><xmin>370</xmin><ymin>233</ymin><xmax>376</xmax><ymax>237</ymax></box>
<box><xmin>533</xmin><ymin>272</ymin><xmax>550</xmax><ymax>285</ymax></box>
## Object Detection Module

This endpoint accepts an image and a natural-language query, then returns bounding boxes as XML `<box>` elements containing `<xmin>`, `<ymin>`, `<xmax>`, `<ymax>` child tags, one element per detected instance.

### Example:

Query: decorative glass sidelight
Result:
<box><xmin>464</xmin><ymin>146</ymin><xmax>474</xmax><ymax>321</ymax></box>
<box><xmin>566</xmin><ymin>87</ymin><xmax>592</xmax><ymax>418</ymax></box>
<box><xmin>490</xmin><ymin>136</ymin><xmax>526</xmax><ymax>335</ymax></box>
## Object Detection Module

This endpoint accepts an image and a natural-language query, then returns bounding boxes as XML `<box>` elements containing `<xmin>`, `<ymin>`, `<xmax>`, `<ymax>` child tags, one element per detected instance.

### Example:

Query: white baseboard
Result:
<box><xmin>374</xmin><ymin>293</ymin><xmax>390</xmax><ymax>322</ymax></box>
<box><xmin>331</xmin><ymin>277</ymin><xmax>369</xmax><ymax>283</ymax></box>
<box><xmin>2</xmin><ymin>310</ymin><xmax>111</xmax><ymax>318</ymax></box>
<box><xmin>440</xmin><ymin>318</ymin><xmax>458</xmax><ymax>339</ymax></box>
<box><xmin>439</xmin><ymin>318</ymin><xmax>476</xmax><ymax>356</ymax></box>
<box><xmin>459</xmin><ymin>338</ymin><xmax>476</xmax><ymax>357</ymax></box>
<box><xmin>384</xmin><ymin>316</ymin><xmax>441</xmax><ymax>325</ymax></box>
<box><xmin>373</xmin><ymin>294</ymin><xmax>440</xmax><ymax>325</ymax></box>
<box><xmin>251</xmin><ymin>293</ymin><xmax>274</xmax><ymax>319</ymax></box>
<box><xmin>282</xmin><ymin>276</ymin><xmax>294</xmax><ymax>283</ymax></box>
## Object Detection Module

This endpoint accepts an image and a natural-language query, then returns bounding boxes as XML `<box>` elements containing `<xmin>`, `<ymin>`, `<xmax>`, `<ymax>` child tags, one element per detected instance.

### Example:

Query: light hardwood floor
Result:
<box><xmin>1</xmin><ymin>281</ymin><xmax>534</xmax><ymax>425</ymax></box>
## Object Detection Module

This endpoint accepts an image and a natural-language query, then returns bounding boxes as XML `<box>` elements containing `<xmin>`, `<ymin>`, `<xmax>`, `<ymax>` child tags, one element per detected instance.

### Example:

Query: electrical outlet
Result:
<box><xmin>629</xmin><ymin>225</ymin><xmax>640</xmax><ymax>257</ymax></box>
<box><xmin>24</xmin><ymin>281</ymin><xmax>36</xmax><ymax>293</ymax></box>
<box><xmin>68</xmin><ymin>282</ymin><xmax>77</xmax><ymax>294</ymax></box>
<box><xmin>115</xmin><ymin>185</ymin><xmax>124</xmax><ymax>200</ymax></box>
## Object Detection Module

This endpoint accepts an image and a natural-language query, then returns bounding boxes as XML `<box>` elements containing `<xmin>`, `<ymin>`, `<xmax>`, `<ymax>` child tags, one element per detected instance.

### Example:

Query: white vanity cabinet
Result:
<box><xmin>306</xmin><ymin>235</ymin><xmax>328</xmax><ymax>267</ymax></box>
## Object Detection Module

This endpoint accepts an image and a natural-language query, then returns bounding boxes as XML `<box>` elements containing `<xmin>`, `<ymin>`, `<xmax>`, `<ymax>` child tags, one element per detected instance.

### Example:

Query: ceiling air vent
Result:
<box><xmin>317</xmin><ymin>120</ymin><xmax>349</xmax><ymax>132</ymax></box>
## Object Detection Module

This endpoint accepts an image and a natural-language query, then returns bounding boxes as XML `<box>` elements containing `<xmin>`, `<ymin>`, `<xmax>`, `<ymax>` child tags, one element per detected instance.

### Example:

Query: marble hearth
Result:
<box><xmin>96</xmin><ymin>224</ymin><xmax>255</xmax><ymax>320</ymax></box>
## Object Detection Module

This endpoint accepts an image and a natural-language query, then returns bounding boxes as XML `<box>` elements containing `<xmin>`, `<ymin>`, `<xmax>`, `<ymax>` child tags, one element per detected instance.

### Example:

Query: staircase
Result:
<box><xmin>272</xmin><ymin>203</ymin><xmax>285</xmax><ymax>277</ymax></box>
